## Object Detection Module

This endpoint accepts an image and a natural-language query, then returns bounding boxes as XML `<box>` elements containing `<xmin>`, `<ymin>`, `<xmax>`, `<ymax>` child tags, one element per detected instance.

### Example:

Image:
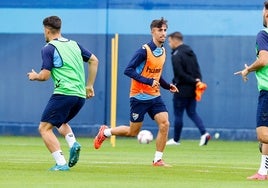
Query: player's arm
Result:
<box><xmin>78</xmin><ymin>43</ymin><xmax>99</xmax><ymax>98</ymax></box>
<box><xmin>124</xmin><ymin>48</ymin><xmax>154</xmax><ymax>86</ymax></box>
<box><xmin>86</xmin><ymin>54</ymin><xmax>98</xmax><ymax>98</ymax></box>
<box><xmin>27</xmin><ymin>69</ymin><xmax>51</xmax><ymax>81</ymax></box>
<box><xmin>159</xmin><ymin>76</ymin><xmax>179</xmax><ymax>93</ymax></box>
<box><xmin>27</xmin><ymin>45</ymin><xmax>53</xmax><ymax>81</ymax></box>
<box><xmin>245</xmin><ymin>50</ymin><xmax>268</xmax><ymax>72</ymax></box>
<box><xmin>235</xmin><ymin>31</ymin><xmax>268</xmax><ymax>81</ymax></box>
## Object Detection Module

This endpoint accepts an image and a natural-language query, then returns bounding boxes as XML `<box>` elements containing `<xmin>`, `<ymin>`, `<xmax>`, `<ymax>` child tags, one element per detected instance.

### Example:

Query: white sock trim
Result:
<box><xmin>52</xmin><ymin>150</ymin><xmax>66</xmax><ymax>165</ymax></box>
<box><xmin>65</xmin><ymin>133</ymin><xmax>76</xmax><ymax>148</ymax></box>
<box><xmin>153</xmin><ymin>151</ymin><xmax>163</xmax><ymax>163</ymax></box>
<box><xmin>104</xmin><ymin>129</ymin><xmax>112</xmax><ymax>137</ymax></box>
<box><xmin>258</xmin><ymin>155</ymin><xmax>268</xmax><ymax>175</ymax></box>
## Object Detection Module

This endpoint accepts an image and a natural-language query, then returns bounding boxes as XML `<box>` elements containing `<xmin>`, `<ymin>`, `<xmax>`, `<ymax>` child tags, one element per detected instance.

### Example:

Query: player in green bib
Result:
<box><xmin>235</xmin><ymin>1</ymin><xmax>268</xmax><ymax>180</ymax></box>
<box><xmin>27</xmin><ymin>16</ymin><xmax>99</xmax><ymax>171</ymax></box>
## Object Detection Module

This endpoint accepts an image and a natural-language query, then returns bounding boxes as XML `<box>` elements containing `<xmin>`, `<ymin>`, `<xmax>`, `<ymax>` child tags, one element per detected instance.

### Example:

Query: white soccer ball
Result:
<box><xmin>137</xmin><ymin>130</ymin><xmax>153</xmax><ymax>144</ymax></box>
<box><xmin>214</xmin><ymin>132</ymin><xmax>220</xmax><ymax>139</ymax></box>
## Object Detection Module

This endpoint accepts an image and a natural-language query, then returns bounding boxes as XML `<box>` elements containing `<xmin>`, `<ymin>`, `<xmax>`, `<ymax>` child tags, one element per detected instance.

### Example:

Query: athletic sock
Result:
<box><xmin>104</xmin><ymin>129</ymin><xmax>112</xmax><ymax>137</ymax></box>
<box><xmin>258</xmin><ymin>155</ymin><xmax>268</xmax><ymax>175</ymax></box>
<box><xmin>153</xmin><ymin>151</ymin><xmax>163</xmax><ymax>163</ymax></box>
<box><xmin>65</xmin><ymin>133</ymin><xmax>76</xmax><ymax>148</ymax></box>
<box><xmin>52</xmin><ymin>150</ymin><xmax>67</xmax><ymax>165</ymax></box>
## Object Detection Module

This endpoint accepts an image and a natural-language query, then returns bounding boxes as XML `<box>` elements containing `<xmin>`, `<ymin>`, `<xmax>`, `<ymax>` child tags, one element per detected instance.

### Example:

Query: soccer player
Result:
<box><xmin>235</xmin><ymin>1</ymin><xmax>268</xmax><ymax>180</ymax></box>
<box><xmin>166</xmin><ymin>32</ymin><xmax>210</xmax><ymax>146</ymax></box>
<box><xmin>94</xmin><ymin>17</ymin><xmax>178</xmax><ymax>166</ymax></box>
<box><xmin>27</xmin><ymin>16</ymin><xmax>98</xmax><ymax>171</ymax></box>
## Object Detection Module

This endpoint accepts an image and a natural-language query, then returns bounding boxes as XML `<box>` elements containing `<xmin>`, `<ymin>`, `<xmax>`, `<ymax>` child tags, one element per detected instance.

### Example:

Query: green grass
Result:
<box><xmin>0</xmin><ymin>136</ymin><xmax>267</xmax><ymax>188</ymax></box>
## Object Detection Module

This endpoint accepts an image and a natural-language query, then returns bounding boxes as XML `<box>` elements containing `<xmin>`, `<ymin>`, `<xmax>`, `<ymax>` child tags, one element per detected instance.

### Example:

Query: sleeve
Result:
<box><xmin>41</xmin><ymin>44</ymin><xmax>54</xmax><ymax>71</ymax></box>
<box><xmin>257</xmin><ymin>31</ymin><xmax>268</xmax><ymax>52</ymax></box>
<box><xmin>159</xmin><ymin>76</ymin><xmax>171</xmax><ymax>90</ymax></box>
<box><xmin>77</xmin><ymin>43</ymin><xmax>92</xmax><ymax>62</ymax></box>
<box><xmin>124</xmin><ymin>47</ymin><xmax>154</xmax><ymax>86</ymax></box>
<box><xmin>195</xmin><ymin>59</ymin><xmax>202</xmax><ymax>81</ymax></box>
<box><xmin>172</xmin><ymin>54</ymin><xmax>196</xmax><ymax>84</ymax></box>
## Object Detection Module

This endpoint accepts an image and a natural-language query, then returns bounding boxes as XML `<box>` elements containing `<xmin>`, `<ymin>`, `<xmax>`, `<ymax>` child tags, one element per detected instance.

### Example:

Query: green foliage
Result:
<box><xmin>0</xmin><ymin>136</ymin><xmax>267</xmax><ymax>188</ymax></box>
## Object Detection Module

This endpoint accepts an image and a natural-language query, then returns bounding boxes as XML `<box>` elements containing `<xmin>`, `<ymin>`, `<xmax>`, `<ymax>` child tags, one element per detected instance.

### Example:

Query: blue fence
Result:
<box><xmin>0</xmin><ymin>0</ymin><xmax>264</xmax><ymax>140</ymax></box>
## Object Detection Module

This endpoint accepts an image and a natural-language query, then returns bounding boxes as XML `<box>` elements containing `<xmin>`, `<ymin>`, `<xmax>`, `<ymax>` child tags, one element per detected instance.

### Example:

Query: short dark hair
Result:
<box><xmin>150</xmin><ymin>17</ymin><xmax>168</xmax><ymax>30</ymax></box>
<box><xmin>265</xmin><ymin>0</ymin><xmax>268</xmax><ymax>10</ymax></box>
<box><xmin>43</xmin><ymin>16</ymin><xmax>61</xmax><ymax>32</ymax></box>
<box><xmin>168</xmin><ymin>32</ymin><xmax>183</xmax><ymax>41</ymax></box>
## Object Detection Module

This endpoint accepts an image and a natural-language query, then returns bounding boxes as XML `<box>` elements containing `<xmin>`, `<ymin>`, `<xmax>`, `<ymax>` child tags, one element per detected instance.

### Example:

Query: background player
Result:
<box><xmin>235</xmin><ymin>1</ymin><xmax>268</xmax><ymax>180</ymax></box>
<box><xmin>94</xmin><ymin>17</ymin><xmax>178</xmax><ymax>166</ymax></box>
<box><xmin>166</xmin><ymin>32</ymin><xmax>210</xmax><ymax>146</ymax></box>
<box><xmin>27</xmin><ymin>16</ymin><xmax>98</xmax><ymax>171</ymax></box>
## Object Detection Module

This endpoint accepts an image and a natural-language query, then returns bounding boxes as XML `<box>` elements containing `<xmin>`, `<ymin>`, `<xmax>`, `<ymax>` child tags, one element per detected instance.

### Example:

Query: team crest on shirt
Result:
<box><xmin>132</xmin><ymin>113</ymin><xmax>139</xmax><ymax>121</ymax></box>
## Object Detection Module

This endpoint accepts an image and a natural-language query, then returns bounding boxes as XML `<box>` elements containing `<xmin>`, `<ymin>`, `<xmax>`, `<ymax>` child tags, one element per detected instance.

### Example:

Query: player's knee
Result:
<box><xmin>38</xmin><ymin>124</ymin><xmax>45</xmax><ymax>135</ymax></box>
<box><xmin>158</xmin><ymin>120</ymin><xmax>169</xmax><ymax>133</ymax></box>
<box><xmin>256</xmin><ymin>127</ymin><xmax>268</xmax><ymax>143</ymax></box>
<box><xmin>257</xmin><ymin>132</ymin><xmax>268</xmax><ymax>144</ymax></box>
<box><xmin>38</xmin><ymin>123</ymin><xmax>51</xmax><ymax>135</ymax></box>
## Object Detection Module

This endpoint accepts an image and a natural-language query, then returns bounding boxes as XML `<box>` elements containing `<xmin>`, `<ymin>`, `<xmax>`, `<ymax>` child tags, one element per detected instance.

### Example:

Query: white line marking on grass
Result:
<box><xmin>88</xmin><ymin>161</ymin><xmax>257</xmax><ymax>170</ymax></box>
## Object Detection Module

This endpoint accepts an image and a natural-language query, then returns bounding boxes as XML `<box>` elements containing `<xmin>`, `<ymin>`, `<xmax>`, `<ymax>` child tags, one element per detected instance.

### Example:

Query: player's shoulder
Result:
<box><xmin>133</xmin><ymin>44</ymin><xmax>147</xmax><ymax>57</ymax></box>
<box><xmin>257</xmin><ymin>29</ymin><xmax>268</xmax><ymax>39</ymax></box>
<box><xmin>41</xmin><ymin>43</ymin><xmax>55</xmax><ymax>54</ymax></box>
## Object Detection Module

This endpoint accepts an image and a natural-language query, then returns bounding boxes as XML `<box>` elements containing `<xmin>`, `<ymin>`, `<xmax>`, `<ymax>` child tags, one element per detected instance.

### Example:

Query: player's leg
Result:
<box><xmin>257</xmin><ymin>126</ymin><xmax>268</xmax><ymax>144</ymax></box>
<box><xmin>58</xmin><ymin>97</ymin><xmax>85</xmax><ymax>167</ymax></box>
<box><xmin>94</xmin><ymin>122</ymin><xmax>143</xmax><ymax>149</ymax></box>
<box><xmin>248</xmin><ymin>127</ymin><xmax>268</xmax><ymax>180</ymax></box>
<box><xmin>58</xmin><ymin>123</ymin><xmax>75</xmax><ymax>147</ymax></box>
<box><xmin>248</xmin><ymin>141</ymin><xmax>268</xmax><ymax>180</ymax></box>
<box><xmin>94</xmin><ymin>97</ymin><xmax>147</xmax><ymax>149</ymax></box>
<box><xmin>154</xmin><ymin>112</ymin><xmax>169</xmax><ymax>152</ymax></box>
<box><xmin>110</xmin><ymin>122</ymin><xmax>143</xmax><ymax>136</ymax></box>
<box><xmin>40</xmin><ymin>94</ymin><xmax>70</xmax><ymax>170</ymax></box>
<box><xmin>167</xmin><ymin>96</ymin><xmax>186</xmax><ymax>145</ymax></box>
<box><xmin>153</xmin><ymin>111</ymin><xmax>170</xmax><ymax>166</ymax></box>
<box><xmin>186</xmin><ymin>98</ymin><xmax>210</xmax><ymax>146</ymax></box>
<box><xmin>39</xmin><ymin>122</ymin><xmax>62</xmax><ymax>153</ymax></box>
<box><xmin>39</xmin><ymin>122</ymin><xmax>69</xmax><ymax>171</ymax></box>
<box><xmin>58</xmin><ymin>123</ymin><xmax>81</xmax><ymax>167</ymax></box>
<box><xmin>148</xmin><ymin>96</ymin><xmax>170</xmax><ymax>166</ymax></box>
<box><xmin>248</xmin><ymin>91</ymin><xmax>268</xmax><ymax>180</ymax></box>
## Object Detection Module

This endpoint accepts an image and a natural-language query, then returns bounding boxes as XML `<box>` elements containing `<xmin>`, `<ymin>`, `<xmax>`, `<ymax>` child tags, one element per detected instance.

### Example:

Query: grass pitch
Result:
<box><xmin>0</xmin><ymin>136</ymin><xmax>267</xmax><ymax>188</ymax></box>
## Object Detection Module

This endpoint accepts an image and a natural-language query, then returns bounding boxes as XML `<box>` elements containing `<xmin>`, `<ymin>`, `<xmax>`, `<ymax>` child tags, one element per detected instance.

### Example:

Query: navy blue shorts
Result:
<box><xmin>257</xmin><ymin>90</ymin><xmax>268</xmax><ymax>127</ymax></box>
<box><xmin>41</xmin><ymin>94</ymin><xmax>85</xmax><ymax>128</ymax></box>
<box><xmin>129</xmin><ymin>96</ymin><xmax>168</xmax><ymax>122</ymax></box>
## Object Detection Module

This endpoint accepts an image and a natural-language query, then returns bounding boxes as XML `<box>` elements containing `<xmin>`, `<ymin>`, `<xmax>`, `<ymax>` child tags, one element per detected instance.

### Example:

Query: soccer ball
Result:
<box><xmin>137</xmin><ymin>130</ymin><xmax>153</xmax><ymax>144</ymax></box>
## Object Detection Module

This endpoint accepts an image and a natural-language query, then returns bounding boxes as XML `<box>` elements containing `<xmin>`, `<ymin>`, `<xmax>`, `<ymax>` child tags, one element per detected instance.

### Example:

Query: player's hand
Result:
<box><xmin>86</xmin><ymin>86</ymin><xmax>95</xmax><ymax>98</ymax></box>
<box><xmin>234</xmin><ymin>64</ymin><xmax>249</xmax><ymax>82</ymax></box>
<box><xmin>27</xmin><ymin>69</ymin><xmax>38</xmax><ymax>81</ymax></box>
<box><xmin>152</xmin><ymin>80</ymin><xmax>160</xmax><ymax>88</ymax></box>
<box><xmin>170</xmin><ymin>84</ymin><xmax>179</xmax><ymax>93</ymax></box>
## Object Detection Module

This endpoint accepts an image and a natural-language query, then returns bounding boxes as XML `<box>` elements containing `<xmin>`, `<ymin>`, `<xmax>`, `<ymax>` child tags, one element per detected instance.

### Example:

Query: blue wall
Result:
<box><xmin>0</xmin><ymin>0</ymin><xmax>264</xmax><ymax>140</ymax></box>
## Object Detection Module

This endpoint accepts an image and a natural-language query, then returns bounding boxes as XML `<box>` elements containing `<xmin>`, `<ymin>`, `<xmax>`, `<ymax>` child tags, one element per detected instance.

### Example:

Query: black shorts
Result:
<box><xmin>257</xmin><ymin>90</ymin><xmax>268</xmax><ymax>127</ymax></box>
<box><xmin>129</xmin><ymin>96</ymin><xmax>168</xmax><ymax>122</ymax></box>
<box><xmin>41</xmin><ymin>94</ymin><xmax>85</xmax><ymax>128</ymax></box>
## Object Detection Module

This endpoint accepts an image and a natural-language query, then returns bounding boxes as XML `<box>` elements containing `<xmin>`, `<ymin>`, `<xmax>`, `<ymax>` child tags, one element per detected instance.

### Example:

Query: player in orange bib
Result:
<box><xmin>94</xmin><ymin>17</ymin><xmax>178</xmax><ymax>166</ymax></box>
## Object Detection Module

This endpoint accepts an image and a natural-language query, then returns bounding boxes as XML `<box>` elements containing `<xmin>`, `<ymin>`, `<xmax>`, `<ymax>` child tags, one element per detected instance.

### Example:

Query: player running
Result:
<box><xmin>94</xmin><ymin>17</ymin><xmax>178</xmax><ymax>166</ymax></box>
<box><xmin>27</xmin><ymin>16</ymin><xmax>98</xmax><ymax>171</ymax></box>
<box><xmin>235</xmin><ymin>1</ymin><xmax>268</xmax><ymax>180</ymax></box>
